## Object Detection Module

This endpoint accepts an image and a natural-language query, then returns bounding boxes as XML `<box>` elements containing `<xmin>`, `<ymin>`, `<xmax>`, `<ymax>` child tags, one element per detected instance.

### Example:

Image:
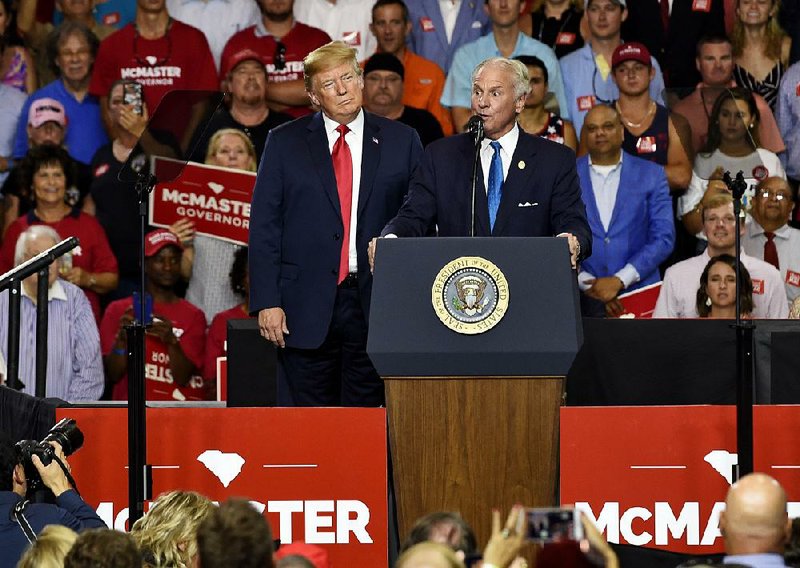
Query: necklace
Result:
<box><xmin>616</xmin><ymin>100</ymin><xmax>656</xmax><ymax>129</ymax></box>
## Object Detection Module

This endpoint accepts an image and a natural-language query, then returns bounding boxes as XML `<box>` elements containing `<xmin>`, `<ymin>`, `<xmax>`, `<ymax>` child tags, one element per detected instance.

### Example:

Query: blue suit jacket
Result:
<box><xmin>248</xmin><ymin>111</ymin><xmax>423</xmax><ymax>349</ymax></box>
<box><xmin>382</xmin><ymin>131</ymin><xmax>592</xmax><ymax>259</ymax></box>
<box><xmin>576</xmin><ymin>152</ymin><xmax>675</xmax><ymax>290</ymax></box>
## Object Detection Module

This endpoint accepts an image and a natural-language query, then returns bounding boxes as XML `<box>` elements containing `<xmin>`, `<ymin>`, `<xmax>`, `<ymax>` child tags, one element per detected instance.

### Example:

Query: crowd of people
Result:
<box><xmin>0</xmin><ymin>0</ymin><xmax>799</xmax><ymax>402</ymax></box>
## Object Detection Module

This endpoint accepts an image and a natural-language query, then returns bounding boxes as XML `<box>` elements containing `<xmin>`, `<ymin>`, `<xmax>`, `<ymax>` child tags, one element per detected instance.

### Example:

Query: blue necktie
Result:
<box><xmin>487</xmin><ymin>141</ymin><xmax>504</xmax><ymax>232</ymax></box>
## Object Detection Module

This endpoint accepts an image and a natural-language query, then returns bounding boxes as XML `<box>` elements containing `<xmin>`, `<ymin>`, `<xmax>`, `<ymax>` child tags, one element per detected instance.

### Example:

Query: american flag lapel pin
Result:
<box><xmin>373</xmin><ymin>137</ymin><xmax>379</xmax><ymax>144</ymax></box>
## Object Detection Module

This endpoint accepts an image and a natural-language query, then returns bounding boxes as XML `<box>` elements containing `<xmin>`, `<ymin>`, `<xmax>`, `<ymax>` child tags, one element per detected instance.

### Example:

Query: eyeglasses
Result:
<box><xmin>274</xmin><ymin>41</ymin><xmax>287</xmax><ymax>71</ymax></box>
<box><xmin>591</xmin><ymin>66</ymin><xmax>614</xmax><ymax>105</ymax></box>
<box><xmin>758</xmin><ymin>190</ymin><xmax>791</xmax><ymax>201</ymax></box>
<box><xmin>58</xmin><ymin>48</ymin><xmax>91</xmax><ymax>58</ymax></box>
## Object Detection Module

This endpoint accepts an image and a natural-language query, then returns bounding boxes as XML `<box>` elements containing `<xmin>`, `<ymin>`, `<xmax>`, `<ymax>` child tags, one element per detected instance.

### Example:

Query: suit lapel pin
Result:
<box><xmin>372</xmin><ymin>137</ymin><xmax>379</xmax><ymax>144</ymax></box>
<box><xmin>518</xmin><ymin>160</ymin><xmax>526</xmax><ymax>170</ymax></box>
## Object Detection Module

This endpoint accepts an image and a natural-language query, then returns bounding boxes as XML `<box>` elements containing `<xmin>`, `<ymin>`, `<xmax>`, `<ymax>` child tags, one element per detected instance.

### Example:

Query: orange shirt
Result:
<box><xmin>401</xmin><ymin>50</ymin><xmax>453</xmax><ymax>136</ymax></box>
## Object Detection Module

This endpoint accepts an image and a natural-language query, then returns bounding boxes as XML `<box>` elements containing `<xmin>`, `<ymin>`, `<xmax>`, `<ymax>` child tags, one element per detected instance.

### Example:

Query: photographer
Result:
<box><xmin>0</xmin><ymin>432</ymin><xmax>106</xmax><ymax>568</ymax></box>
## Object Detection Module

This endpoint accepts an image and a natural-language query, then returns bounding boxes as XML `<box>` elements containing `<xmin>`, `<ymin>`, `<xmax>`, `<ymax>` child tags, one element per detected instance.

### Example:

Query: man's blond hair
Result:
<box><xmin>303</xmin><ymin>41</ymin><xmax>361</xmax><ymax>91</ymax></box>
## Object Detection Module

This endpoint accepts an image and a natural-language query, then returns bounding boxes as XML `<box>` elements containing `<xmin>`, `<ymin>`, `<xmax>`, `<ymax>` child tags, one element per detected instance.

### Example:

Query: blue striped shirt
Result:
<box><xmin>0</xmin><ymin>280</ymin><xmax>104</xmax><ymax>402</ymax></box>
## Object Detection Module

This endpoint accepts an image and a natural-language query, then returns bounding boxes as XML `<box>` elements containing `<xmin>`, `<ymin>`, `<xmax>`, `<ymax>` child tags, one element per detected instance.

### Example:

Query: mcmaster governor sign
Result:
<box><xmin>150</xmin><ymin>157</ymin><xmax>255</xmax><ymax>246</ymax></box>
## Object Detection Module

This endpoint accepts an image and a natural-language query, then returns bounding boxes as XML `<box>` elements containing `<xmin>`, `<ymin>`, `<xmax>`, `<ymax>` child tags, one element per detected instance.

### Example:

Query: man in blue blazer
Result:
<box><xmin>577</xmin><ymin>104</ymin><xmax>674</xmax><ymax>316</ymax></box>
<box><xmin>372</xmin><ymin>57</ymin><xmax>590</xmax><ymax>267</ymax></box>
<box><xmin>249</xmin><ymin>42</ymin><xmax>423</xmax><ymax>407</ymax></box>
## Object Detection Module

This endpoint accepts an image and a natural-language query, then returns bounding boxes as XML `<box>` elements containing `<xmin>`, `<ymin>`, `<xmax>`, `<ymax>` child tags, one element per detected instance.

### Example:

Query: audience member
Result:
<box><xmin>718</xmin><ymin>472</ymin><xmax>792</xmax><ymax>566</ymax></box>
<box><xmin>13</xmin><ymin>21</ymin><xmax>108</xmax><ymax>166</ymax></box>
<box><xmin>732</xmin><ymin>0</ymin><xmax>791</xmax><ymax>110</ymax></box>
<box><xmin>16</xmin><ymin>524</ymin><xmax>78</xmax><ymax>568</ymax></box>
<box><xmin>673</xmin><ymin>35</ymin><xmax>785</xmax><ymax>158</ymax></box>
<box><xmin>577</xmin><ymin>104</ymin><xmax>674</xmax><ymax>317</ymax></box>
<box><xmin>607</xmin><ymin>42</ymin><xmax>693</xmax><ymax>193</ymax></box>
<box><xmin>0</xmin><ymin>431</ymin><xmax>106</xmax><ymax>568</ymax></box>
<box><xmin>696</xmin><ymin>253</ymin><xmax>754</xmax><ymax>318</ymax></box>
<box><xmin>654</xmin><ymin>193</ymin><xmax>788</xmax><ymax>318</ymax></box>
<box><xmin>405</xmin><ymin>0</ymin><xmax>490</xmax><ymax>72</ymax></box>
<box><xmin>183</xmin><ymin>129</ymin><xmax>257</xmax><ymax>324</ymax></box>
<box><xmin>220</xmin><ymin>0</ymin><xmax>331</xmax><ymax>118</ymax></box>
<box><xmin>621</xmin><ymin>0</ymin><xmax>726</xmax><ymax>90</ymax></box>
<box><xmin>0</xmin><ymin>225</ymin><xmax>104</xmax><ymax>401</ymax></box>
<box><xmin>64</xmin><ymin>528</ymin><xmax>143</xmax><ymax>568</ymax></box>
<box><xmin>785</xmin><ymin>517</ymin><xmax>800</xmax><ymax>566</ymax></box>
<box><xmin>189</xmin><ymin>48</ymin><xmax>292</xmax><ymax>163</ymax></box>
<box><xmin>0</xmin><ymin>0</ymin><xmax>37</xmax><ymax>93</ymax></box>
<box><xmin>85</xmin><ymin>79</ymin><xmax>150</xmax><ymax>301</ymax></box>
<box><xmin>368</xmin><ymin>0</ymin><xmax>453</xmax><ymax>135</ymax></box>
<box><xmin>130</xmin><ymin>490</ymin><xmax>214</xmax><ymax>568</ymax></box>
<box><xmin>274</xmin><ymin>543</ymin><xmax>331</xmax><ymax>568</ymax></box>
<box><xmin>101</xmin><ymin>229</ymin><xmax>207</xmax><ymax>401</ymax></box>
<box><xmin>775</xmin><ymin>58</ymin><xmax>800</xmax><ymax>186</ymax></box>
<box><xmin>559</xmin><ymin>0</ymin><xmax>665</xmax><ymax>136</ymax></box>
<box><xmin>249</xmin><ymin>41</ymin><xmax>423</xmax><ymax>407</ymax></box>
<box><xmin>401</xmin><ymin>511</ymin><xmax>478</xmax><ymax>559</ymax></box>
<box><xmin>196</xmin><ymin>498</ymin><xmax>275</xmax><ymax>568</ymax></box>
<box><xmin>395</xmin><ymin>542</ymin><xmax>466</xmax><ymax>568</ymax></box>
<box><xmin>679</xmin><ymin>88</ymin><xmax>785</xmax><ymax>236</ymax></box>
<box><xmin>17</xmin><ymin>0</ymin><xmax>114</xmax><ymax>87</ymax></box>
<box><xmin>294</xmin><ymin>0</ymin><xmax>377</xmax><ymax>61</ymax></box>
<box><xmin>3</xmin><ymin>98</ymin><xmax>93</xmax><ymax>233</ymax></box>
<box><xmin>363</xmin><ymin>52</ymin><xmax>444</xmax><ymax>146</ymax></box>
<box><xmin>519</xmin><ymin>0</ymin><xmax>585</xmax><ymax>59</ymax></box>
<box><xmin>204</xmin><ymin>246</ymin><xmax>252</xmax><ymax>383</ymax></box>
<box><xmin>0</xmin><ymin>82</ymin><xmax>25</xmax><ymax>186</ymax></box>
<box><xmin>89</xmin><ymin>0</ymin><xmax>218</xmax><ymax>121</ymax></box>
<box><xmin>0</xmin><ymin>145</ymin><xmax>118</xmax><ymax>320</ymax></box>
<box><xmin>515</xmin><ymin>54</ymin><xmax>577</xmax><ymax>151</ymax></box>
<box><xmin>165</xmin><ymin>0</ymin><xmax>259</xmax><ymax>70</ymax></box>
<box><xmin>743</xmin><ymin>176</ymin><xmax>800</xmax><ymax>305</ymax></box>
<box><xmin>441</xmin><ymin>0</ymin><xmax>568</xmax><ymax>133</ymax></box>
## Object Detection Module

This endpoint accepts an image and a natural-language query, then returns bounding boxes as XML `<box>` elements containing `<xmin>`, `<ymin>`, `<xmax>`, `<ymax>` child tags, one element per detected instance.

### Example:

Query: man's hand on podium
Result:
<box><xmin>368</xmin><ymin>238</ymin><xmax>378</xmax><ymax>274</ymax></box>
<box><xmin>557</xmin><ymin>232</ymin><xmax>580</xmax><ymax>269</ymax></box>
<box><xmin>258</xmin><ymin>307</ymin><xmax>289</xmax><ymax>348</ymax></box>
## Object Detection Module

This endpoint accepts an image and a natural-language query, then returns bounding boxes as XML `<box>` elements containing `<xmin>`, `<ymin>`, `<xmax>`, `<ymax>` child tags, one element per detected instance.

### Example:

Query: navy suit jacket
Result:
<box><xmin>577</xmin><ymin>152</ymin><xmax>675</xmax><ymax>291</ymax></box>
<box><xmin>248</xmin><ymin>111</ymin><xmax>423</xmax><ymax>349</ymax></box>
<box><xmin>382</xmin><ymin>130</ymin><xmax>592</xmax><ymax>260</ymax></box>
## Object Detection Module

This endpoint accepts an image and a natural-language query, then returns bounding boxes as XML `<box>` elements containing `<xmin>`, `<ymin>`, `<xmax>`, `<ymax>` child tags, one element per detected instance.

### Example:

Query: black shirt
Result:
<box><xmin>398</xmin><ymin>106</ymin><xmax>444</xmax><ymax>147</ymax></box>
<box><xmin>530</xmin><ymin>6</ymin><xmax>584</xmax><ymax>59</ymax></box>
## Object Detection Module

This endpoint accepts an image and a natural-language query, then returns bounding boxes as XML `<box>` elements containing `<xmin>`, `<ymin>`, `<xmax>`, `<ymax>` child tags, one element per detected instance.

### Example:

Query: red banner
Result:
<box><xmin>561</xmin><ymin>405</ymin><xmax>800</xmax><ymax>554</ymax></box>
<box><xmin>57</xmin><ymin>407</ymin><xmax>388</xmax><ymax>566</ymax></box>
<box><xmin>149</xmin><ymin>158</ymin><xmax>256</xmax><ymax>246</ymax></box>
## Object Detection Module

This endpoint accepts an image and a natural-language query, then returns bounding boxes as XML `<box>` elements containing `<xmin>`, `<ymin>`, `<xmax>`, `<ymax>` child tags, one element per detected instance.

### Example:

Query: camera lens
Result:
<box><xmin>43</xmin><ymin>418</ymin><xmax>84</xmax><ymax>456</ymax></box>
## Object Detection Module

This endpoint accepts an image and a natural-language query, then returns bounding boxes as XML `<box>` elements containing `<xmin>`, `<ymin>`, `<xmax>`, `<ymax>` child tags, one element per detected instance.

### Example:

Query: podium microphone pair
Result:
<box><xmin>467</xmin><ymin>115</ymin><xmax>484</xmax><ymax>237</ymax></box>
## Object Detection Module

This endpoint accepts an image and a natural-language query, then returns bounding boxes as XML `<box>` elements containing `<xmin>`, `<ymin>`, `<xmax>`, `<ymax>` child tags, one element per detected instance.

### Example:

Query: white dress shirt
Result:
<box><xmin>480</xmin><ymin>125</ymin><xmax>518</xmax><ymax>192</ymax></box>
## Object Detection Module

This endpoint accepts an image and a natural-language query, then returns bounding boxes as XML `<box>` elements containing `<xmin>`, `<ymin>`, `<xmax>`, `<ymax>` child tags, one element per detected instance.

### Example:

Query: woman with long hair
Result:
<box><xmin>731</xmin><ymin>0</ymin><xmax>791</xmax><ymax>110</ymax></box>
<box><xmin>520</xmin><ymin>0</ymin><xmax>585</xmax><ymax>59</ymax></box>
<box><xmin>696</xmin><ymin>254</ymin><xmax>754</xmax><ymax>318</ymax></box>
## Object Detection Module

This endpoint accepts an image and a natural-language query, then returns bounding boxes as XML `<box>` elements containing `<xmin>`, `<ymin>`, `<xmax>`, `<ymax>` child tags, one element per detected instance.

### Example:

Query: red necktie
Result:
<box><xmin>764</xmin><ymin>231</ymin><xmax>780</xmax><ymax>269</ymax></box>
<box><xmin>660</xmin><ymin>0</ymin><xmax>670</xmax><ymax>34</ymax></box>
<box><xmin>332</xmin><ymin>124</ymin><xmax>353</xmax><ymax>284</ymax></box>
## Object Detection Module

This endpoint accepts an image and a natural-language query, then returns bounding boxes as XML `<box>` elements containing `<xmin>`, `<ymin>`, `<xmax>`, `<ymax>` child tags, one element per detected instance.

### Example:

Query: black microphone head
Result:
<box><xmin>466</xmin><ymin>115</ymin><xmax>484</xmax><ymax>142</ymax></box>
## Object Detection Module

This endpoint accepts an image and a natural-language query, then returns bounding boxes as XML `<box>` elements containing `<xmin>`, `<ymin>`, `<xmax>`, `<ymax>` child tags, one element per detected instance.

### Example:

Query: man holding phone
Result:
<box><xmin>100</xmin><ymin>229</ymin><xmax>208</xmax><ymax>401</ymax></box>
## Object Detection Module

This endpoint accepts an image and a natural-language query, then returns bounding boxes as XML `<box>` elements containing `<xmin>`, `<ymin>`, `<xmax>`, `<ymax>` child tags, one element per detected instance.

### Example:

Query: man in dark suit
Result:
<box><xmin>370</xmin><ymin>57</ymin><xmax>590</xmax><ymax>268</ymax></box>
<box><xmin>249</xmin><ymin>41</ymin><xmax>423</xmax><ymax>407</ymax></box>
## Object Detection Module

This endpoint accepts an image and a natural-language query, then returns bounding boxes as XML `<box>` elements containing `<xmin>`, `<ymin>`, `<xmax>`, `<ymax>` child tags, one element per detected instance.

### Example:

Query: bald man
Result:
<box><xmin>719</xmin><ymin>473</ymin><xmax>792</xmax><ymax>567</ymax></box>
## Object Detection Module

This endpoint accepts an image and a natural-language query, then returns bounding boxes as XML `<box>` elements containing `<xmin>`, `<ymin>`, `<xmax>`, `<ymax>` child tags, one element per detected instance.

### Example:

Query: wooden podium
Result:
<box><xmin>368</xmin><ymin>237</ymin><xmax>582</xmax><ymax>551</ymax></box>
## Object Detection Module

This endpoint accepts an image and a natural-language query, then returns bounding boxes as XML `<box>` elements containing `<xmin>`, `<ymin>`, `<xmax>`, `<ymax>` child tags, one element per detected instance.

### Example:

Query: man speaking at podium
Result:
<box><xmin>249</xmin><ymin>42</ymin><xmax>423</xmax><ymax>407</ymax></box>
<box><xmin>370</xmin><ymin>57</ymin><xmax>591</xmax><ymax>268</ymax></box>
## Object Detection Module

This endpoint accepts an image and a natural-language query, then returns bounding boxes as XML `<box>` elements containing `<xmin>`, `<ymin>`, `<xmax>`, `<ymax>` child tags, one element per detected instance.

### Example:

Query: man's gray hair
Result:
<box><xmin>471</xmin><ymin>57</ymin><xmax>531</xmax><ymax>99</ymax></box>
<box><xmin>14</xmin><ymin>225</ymin><xmax>62</xmax><ymax>267</ymax></box>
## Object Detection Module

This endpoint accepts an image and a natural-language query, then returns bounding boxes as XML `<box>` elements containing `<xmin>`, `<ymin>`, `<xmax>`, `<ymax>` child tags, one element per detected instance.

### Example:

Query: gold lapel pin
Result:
<box><xmin>518</xmin><ymin>160</ymin><xmax>526</xmax><ymax>170</ymax></box>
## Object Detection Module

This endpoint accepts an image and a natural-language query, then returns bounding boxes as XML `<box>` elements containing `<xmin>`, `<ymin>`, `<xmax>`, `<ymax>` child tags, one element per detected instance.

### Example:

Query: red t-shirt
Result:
<box><xmin>1</xmin><ymin>209</ymin><xmax>118</xmax><ymax>320</ymax></box>
<box><xmin>220</xmin><ymin>22</ymin><xmax>331</xmax><ymax>117</ymax></box>
<box><xmin>203</xmin><ymin>303</ymin><xmax>252</xmax><ymax>380</ymax></box>
<box><xmin>89</xmin><ymin>20</ymin><xmax>218</xmax><ymax>110</ymax></box>
<box><xmin>100</xmin><ymin>296</ymin><xmax>208</xmax><ymax>401</ymax></box>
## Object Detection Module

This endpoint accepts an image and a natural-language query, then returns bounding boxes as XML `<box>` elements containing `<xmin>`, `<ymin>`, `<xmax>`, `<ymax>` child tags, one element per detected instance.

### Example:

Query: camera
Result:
<box><xmin>15</xmin><ymin>418</ymin><xmax>84</xmax><ymax>494</ymax></box>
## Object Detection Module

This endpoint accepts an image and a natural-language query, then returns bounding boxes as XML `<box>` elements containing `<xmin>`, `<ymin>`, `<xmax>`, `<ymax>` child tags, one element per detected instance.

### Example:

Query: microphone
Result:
<box><xmin>466</xmin><ymin>116</ymin><xmax>484</xmax><ymax>237</ymax></box>
<box><xmin>466</xmin><ymin>115</ymin><xmax>484</xmax><ymax>146</ymax></box>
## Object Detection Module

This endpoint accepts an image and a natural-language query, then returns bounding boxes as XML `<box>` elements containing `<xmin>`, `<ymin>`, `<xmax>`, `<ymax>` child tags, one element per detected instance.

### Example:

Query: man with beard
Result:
<box><xmin>654</xmin><ymin>193</ymin><xmax>788</xmax><ymax>318</ymax></box>
<box><xmin>189</xmin><ymin>49</ymin><xmax>293</xmax><ymax>163</ymax></box>
<box><xmin>220</xmin><ymin>0</ymin><xmax>331</xmax><ymax>117</ymax></box>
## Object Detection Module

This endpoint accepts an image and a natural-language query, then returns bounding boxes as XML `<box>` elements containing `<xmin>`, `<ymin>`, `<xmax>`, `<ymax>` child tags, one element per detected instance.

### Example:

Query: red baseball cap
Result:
<box><xmin>611</xmin><ymin>42</ymin><xmax>652</xmax><ymax>68</ymax></box>
<box><xmin>221</xmin><ymin>48</ymin><xmax>266</xmax><ymax>78</ymax></box>
<box><xmin>144</xmin><ymin>229</ymin><xmax>183</xmax><ymax>257</ymax></box>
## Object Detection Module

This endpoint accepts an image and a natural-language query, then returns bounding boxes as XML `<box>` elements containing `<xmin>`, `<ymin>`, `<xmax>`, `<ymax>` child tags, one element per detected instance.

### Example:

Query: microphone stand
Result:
<box><xmin>467</xmin><ymin>118</ymin><xmax>484</xmax><ymax>237</ymax></box>
<box><xmin>723</xmin><ymin>170</ymin><xmax>754</xmax><ymax>479</ymax></box>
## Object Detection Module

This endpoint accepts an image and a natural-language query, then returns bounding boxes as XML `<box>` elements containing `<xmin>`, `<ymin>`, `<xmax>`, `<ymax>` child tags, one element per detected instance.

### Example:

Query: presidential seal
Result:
<box><xmin>431</xmin><ymin>256</ymin><xmax>509</xmax><ymax>335</ymax></box>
